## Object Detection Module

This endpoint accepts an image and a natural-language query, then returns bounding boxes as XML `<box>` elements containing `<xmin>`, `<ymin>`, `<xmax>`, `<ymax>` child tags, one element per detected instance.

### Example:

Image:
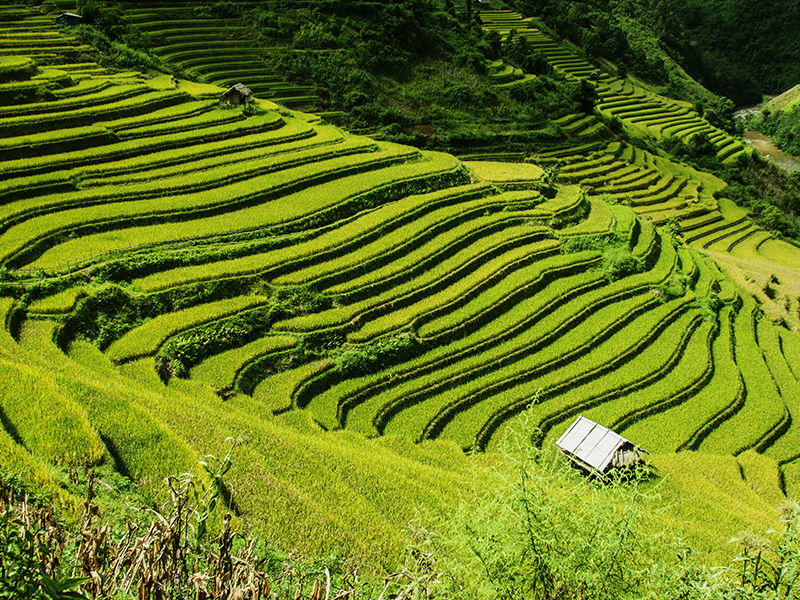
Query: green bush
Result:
<box><xmin>503</xmin><ymin>36</ymin><xmax>553</xmax><ymax>76</ymax></box>
<box><xmin>601</xmin><ymin>245</ymin><xmax>643</xmax><ymax>281</ymax></box>
<box><xmin>444</xmin><ymin>83</ymin><xmax>472</xmax><ymax>108</ymax></box>
<box><xmin>750</xmin><ymin>105</ymin><xmax>800</xmax><ymax>159</ymax></box>
<box><xmin>209</xmin><ymin>1</ymin><xmax>240</xmax><ymax>19</ymax></box>
<box><xmin>77</xmin><ymin>0</ymin><xmax>127</xmax><ymax>39</ymax></box>
<box><xmin>57</xmin><ymin>284</ymin><xmax>162</xmax><ymax>350</ymax></box>
<box><xmin>294</xmin><ymin>23</ymin><xmax>341</xmax><ymax>50</ymax></box>
<box><xmin>333</xmin><ymin>332</ymin><xmax>419</xmax><ymax>378</ymax></box>
<box><xmin>439</xmin><ymin>414</ymin><xmax>669</xmax><ymax>600</ymax></box>
<box><xmin>657</xmin><ymin>272</ymin><xmax>690</xmax><ymax>301</ymax></box>
<box><xmin>157</xmin><ymin>307</ymin><xmax>272</xmax><ymax>379</ymax></box>
<box><xmin>74</xmin><ymin>22</ymin><xmax>183</xmax><ymax>78</ymax></box>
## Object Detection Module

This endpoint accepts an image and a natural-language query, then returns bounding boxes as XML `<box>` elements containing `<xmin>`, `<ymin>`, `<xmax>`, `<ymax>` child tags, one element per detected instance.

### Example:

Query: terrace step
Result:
<box><xmin>473</xmin><ymin>297</ymin><xmax>697</xmax><ymax>451</ymax></box>
<box><xmin>317</xmin><ymin>234</ymin><xmax>679</xmax><ymax>443</ymax></box>
<box><xmin>701</xmin><ymin>297</ymin><xmax>788</xmax><ymax>455</ymax></box>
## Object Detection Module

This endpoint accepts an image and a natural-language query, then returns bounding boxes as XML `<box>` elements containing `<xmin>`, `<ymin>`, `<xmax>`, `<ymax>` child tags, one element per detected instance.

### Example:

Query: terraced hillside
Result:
<box><xmin>479</xmin><ymin>10</ymin><xmax>746</xmax><ymax>163</ymax></box>
<box><xmin>477</xmin><ymin>9</ymin><xmax>800</xmax><ymax>329</ymax></box>
<box><xmin>125</xmin><ymin>1</ymin><xmax>322</xmax><ymax>110</ymax></box>
<box><xmin>476</xmin><ymin>11</ymin><xmax>756</xmax><ymax>244</ymax></box>
<box><xmin>2</xmin><ymin>0</ymin><xmax>800</xmax><ymax>566</ymax></box>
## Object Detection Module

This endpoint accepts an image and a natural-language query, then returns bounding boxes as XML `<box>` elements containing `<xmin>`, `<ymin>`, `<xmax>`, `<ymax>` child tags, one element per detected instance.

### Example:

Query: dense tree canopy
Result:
<box><xmin>513</xmin><ymin>0</ymin><xmax>800</xmax><ymax>105</ymax></box>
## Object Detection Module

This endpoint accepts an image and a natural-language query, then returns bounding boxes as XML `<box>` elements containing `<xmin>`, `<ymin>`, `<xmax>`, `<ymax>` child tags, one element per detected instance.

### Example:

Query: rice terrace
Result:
<box><xmin>2</xmin><ymin>0</ymin><xmax>800</xmax><ymax>598</ymax></box>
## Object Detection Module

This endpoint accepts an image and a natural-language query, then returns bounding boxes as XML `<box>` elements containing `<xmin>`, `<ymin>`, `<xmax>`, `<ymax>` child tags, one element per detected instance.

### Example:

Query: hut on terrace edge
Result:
<box><xmin>56</xmin><ymin>12</ymin><xmax>84</xmax><ymax>26</ymax></box>
<box><xmin>555</xmin><ymin>415</ymin><xmax>650</xmax><ymax>479</ymax></box>
<box><xmin>223</xmin><ymin>83</ymin><xmax>253</xmax><ymax>105</ymax></box>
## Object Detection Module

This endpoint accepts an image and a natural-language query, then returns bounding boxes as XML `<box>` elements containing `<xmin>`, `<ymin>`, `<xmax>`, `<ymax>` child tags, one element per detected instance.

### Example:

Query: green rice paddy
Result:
<box><xmin>0</xmin><ymin>0</ymin><xmax>796</xmax><ymax>573</ymax></box>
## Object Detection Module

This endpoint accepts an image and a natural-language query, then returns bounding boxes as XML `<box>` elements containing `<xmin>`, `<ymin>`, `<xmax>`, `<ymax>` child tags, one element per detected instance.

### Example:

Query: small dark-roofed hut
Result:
<box><xmin>555</xmin><ymin>415</ymin><xmax>649</xmax><ymax>479</ymax></box>
<box><xmin>56</xmin><ymin>12</ymin><xmax>84</xmax><ymax>26</ymax></box>
<box><xmin>223</xmin><ymin>83</ymin><xmax>253</xmax><ymax>105</ymax></box>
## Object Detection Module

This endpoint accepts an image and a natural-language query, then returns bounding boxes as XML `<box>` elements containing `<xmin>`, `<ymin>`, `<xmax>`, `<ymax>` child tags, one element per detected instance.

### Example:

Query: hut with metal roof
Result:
<box><xmin>56</xmin><ymin>12</ymin><xmax>84</xmax><ymax>27</ymax></box>
<box><xmin>223</xmin><ymin>83</ymin><xmax>253</xmax><ymax>105</ymax></box>
<box><xmin>555</xmin><ymin>415</ymin><xmax>648</xmax><ymax>479</ymax></box>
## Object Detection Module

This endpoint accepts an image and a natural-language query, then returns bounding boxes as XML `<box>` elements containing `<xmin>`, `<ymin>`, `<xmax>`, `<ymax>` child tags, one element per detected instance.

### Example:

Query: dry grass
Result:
<box><xmin>766</xmin><ymin>84</ymin><xmax>800</xmax><ymax>112</ymax></box>
<box><xmin>707</xmin><ymin>249</ymin><xmax>800</xmax><ymax>331</ymax></box>
<box><xmin>0</xmin><ymin>466</ymin><xmax>445</xmax><ymax>600</ymax></box>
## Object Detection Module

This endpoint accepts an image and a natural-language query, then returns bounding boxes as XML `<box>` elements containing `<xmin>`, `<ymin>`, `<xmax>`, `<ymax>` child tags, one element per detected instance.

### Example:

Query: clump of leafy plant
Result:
<box><xmin>657</xmin><ymin>272</ymin><xmax>691</xmax><ymax>302</ymax></box>
<box><xmin>601</xmin><ymin>245</ymin><xmax>643</xmax><ymax>281</ymax></box>
<box><xmin>333</xmin><ymin>332</ymin><xmax>419</xmax><ymax>378</ymax></box>
<box><xmin>437</xmin><ymin>412</ymin><xmax>666</xmax><ymax>600</ymax></box>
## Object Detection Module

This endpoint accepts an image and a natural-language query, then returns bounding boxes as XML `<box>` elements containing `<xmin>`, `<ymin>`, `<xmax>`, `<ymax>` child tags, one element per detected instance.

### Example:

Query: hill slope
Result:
<box><xmin>1</xmin><ymin>0</ymin><xmax>800</xmax><ymax>577</ymax></box>
<box><xmin>513</xmin><ymin>0</ymin><xmax>800</xmax><ymax>106</ymax></box>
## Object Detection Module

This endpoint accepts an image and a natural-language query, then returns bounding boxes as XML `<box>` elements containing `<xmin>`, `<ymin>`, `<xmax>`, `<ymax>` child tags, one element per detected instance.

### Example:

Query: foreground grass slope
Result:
<box><xmin>0</xmin><ymin>0</ymin><xmax>798</xmax><ymax>573</ymax></box>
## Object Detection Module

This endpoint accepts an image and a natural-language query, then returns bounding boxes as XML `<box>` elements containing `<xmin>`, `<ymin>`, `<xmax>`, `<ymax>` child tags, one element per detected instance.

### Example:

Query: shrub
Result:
<box><xmin>209</xmin><ymin>1</ymin><xmax>240</xmax><ymax>18</ymax></box>
<box><xmin>657</xmin><ymin>272</ymin><xmax>690</xmax><ymax>301</ymax></box>
<box><xmin>693</xmin><ymin>293</ymin><xmax>723</xmax><ymax>320</ymax></box>
<box><xmin>294</xmin><ymin>23</ymin><xmax>340</xmax><ymax>50</ymax></box>
<box><xmin>77</xmin><ymin>0</ymin><xmax>127</xmax><ymax>39</ymax></box>
<box><xmin>157</xmin><ymin>306</ymin><xmax>277</xmax><ymax>379</ymax></box>
<box><xmin>444</xmin><ymin>83</ymin><xmax>472</xmax><ymax>107</ymax></box>
<box><xmin>333</xmin><ymin>332</ymin><xmax>418</xmax><ymax>378</ymax></box>
<box><xmin>561</xmin><ymin>233</ymin><xmax>620</xmax><ymax>254</ymax></box>
<box><xmin>453</xmin><ymin>47</ymin><xmax>487</xmax><ymax>74</ymax></box>
<box><xmin>57</xmin><ymin>284</ymin><xmax>162</xmax><ymax>351</ymax></box>
<box><xmin>601</xmin><ymin>245</ymin><xmax>643</xmax><ymax>281</ymax></box>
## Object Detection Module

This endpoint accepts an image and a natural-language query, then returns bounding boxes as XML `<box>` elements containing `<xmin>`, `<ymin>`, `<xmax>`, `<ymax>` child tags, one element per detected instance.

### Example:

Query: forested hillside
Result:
<box><xmin>673</xmin><ymin>0</ymin><xmax>800</xmax><ymax>106</ymax></box>
<box><xmin>71</xmin><ymin>0</ymin><xmax>597</xmax><ymax>146</ymax></box>
<box><xmin>2</xmin><ymin>0</ymin><xmax>800</xmax><ymax>598</ymax></box>
<box><xmin>75</xmin><ymin>0</ymin><xmax>800</xmax><ymax>241</ymax></box>
<box><xmin>515</xmin><ymin>0</ymin><xmax>800</xmax><ymax>106</ymax></box>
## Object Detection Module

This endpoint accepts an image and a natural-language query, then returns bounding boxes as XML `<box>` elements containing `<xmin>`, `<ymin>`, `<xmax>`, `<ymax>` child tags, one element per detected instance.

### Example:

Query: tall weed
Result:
<box><xmin>435</xmin><ymin>410</ymin><xmax>800</xmax><ymax>599</ymax></box>
<box><xmin>439</xmin><ymin>411</ymin><xmax>667</xmax><ymax>600</ymax></box>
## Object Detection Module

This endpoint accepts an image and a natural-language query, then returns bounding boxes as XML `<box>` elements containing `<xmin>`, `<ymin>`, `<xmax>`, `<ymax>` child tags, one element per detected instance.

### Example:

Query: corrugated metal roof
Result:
<box><xmin>555</xmin><ymin>416</ymin><xmax>629</xmax><ymax>472</ymax></box>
